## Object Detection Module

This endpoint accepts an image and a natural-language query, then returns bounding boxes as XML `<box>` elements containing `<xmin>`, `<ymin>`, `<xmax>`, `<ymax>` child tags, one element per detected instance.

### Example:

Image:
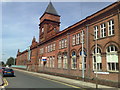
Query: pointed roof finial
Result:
<box><xmin>44</xmin><ymin>2</ymin><xmax>59</xmax><ymax>16</ymax></box>
<box><xmin>32</xmin><ymin>36</ymin><xmax>36</xmax><ymax>43</ymax></box>
<box><xmin>18</xmin><ymin>49</ymin><xmax>20</xmax><ymax>53</ymax></box>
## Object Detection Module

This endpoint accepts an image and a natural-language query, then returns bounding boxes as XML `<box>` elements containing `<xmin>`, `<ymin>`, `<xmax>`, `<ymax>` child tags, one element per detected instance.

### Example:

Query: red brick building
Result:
<box><xmin>16</xmin><ymin>2</ymin><xmax>120</xmax><ymax>87</ymax></box>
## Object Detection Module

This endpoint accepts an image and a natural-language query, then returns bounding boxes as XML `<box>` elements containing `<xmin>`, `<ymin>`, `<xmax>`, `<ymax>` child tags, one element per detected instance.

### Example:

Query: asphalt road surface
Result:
<box><xmin>4</xmin><ymin>69</ymin><xmax>80</xmax><ymax>89</ymax></box>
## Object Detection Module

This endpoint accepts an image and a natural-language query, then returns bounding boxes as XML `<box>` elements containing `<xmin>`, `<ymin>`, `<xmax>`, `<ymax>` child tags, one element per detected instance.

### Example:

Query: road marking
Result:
<box><xmin>38</xmin><ymin>76</ymin><xmax>82</xmax><ymax>89</ymax></box>
<box><xmin>14</xmin><ymin>69</ymin><xmax>85</xmax><ymax>89</ymax></box>
<box><xmin>30</xmin><ymin>74</ymin><xmax>84</xmax><ymax>89</ymax></box>
<box><xmin>3</xmin><ymin>78</ymin><xmax>8</xmax><ymax>87</ymax></box>
<box><xmin>0</xmin><ymin>86</ymin><xmax>5</xmax><ymax>89</ymax></box>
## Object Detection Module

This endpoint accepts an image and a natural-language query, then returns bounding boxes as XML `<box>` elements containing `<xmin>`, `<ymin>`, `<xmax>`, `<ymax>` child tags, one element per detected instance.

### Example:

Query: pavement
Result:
<box><xmin>13</xmin><ymin>68</ymin><xmax>119</xmax><ymax>89</ymax></box>
<box><xmin>0</xmin><ymin>75</ymin><xmax>5</xmax><ymax>89</ymax></box>
<box><xmin>0</xmin><ymin>75</ymin><xmax>3</xmax><ymax>86</ymax></box>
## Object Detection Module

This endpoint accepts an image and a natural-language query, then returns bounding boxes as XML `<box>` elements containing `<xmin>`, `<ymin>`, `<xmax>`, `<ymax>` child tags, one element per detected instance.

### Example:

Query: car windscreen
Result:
<box><xmin>4</xmin><ymin>69</ymin><xmax>13</xmax><ymax>71</ymax></box>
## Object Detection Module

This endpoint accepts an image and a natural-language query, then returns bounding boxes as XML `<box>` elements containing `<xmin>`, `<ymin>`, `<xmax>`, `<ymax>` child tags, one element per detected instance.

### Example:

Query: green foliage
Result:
<box><xmin>0</xmin><ymin>61</ymin><xmax>6</xmax><ymax>67</ymax></box>
<box><xmin>6</xmin><ymin>57</ymin><xmax>15</xmax><ymax>66</ymax></box>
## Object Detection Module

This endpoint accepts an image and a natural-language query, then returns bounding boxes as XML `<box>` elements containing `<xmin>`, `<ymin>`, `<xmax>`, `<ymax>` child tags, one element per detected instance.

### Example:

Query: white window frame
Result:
<box><xmin>64</xmin><ymin>39</ymin><xmax>67</xmax><ymax>48</ymax></box>
<box><xmin>48</xmin><ymin>46</ymin><xmax>50</xmax><ymax>52</ymax></box>
<box><xmin>93</xmin><ymin>48</ymin><xmax>102</xmax><ymax>71</ymax></box>
<box><xmin>63</xmin><ymin>53</ymin><xmax>67</xmax><ymax>69</ymax></box>
<box><xmin>45</xmin><ymin>47</ymin><xmax>47</xmax><ymax>53</ymax></box>
<box><xmin>71</xmin><ymin>51</ymin><xmax>77</xmax><ymax>69</ymax></box>
<box><xmin>100</xmin><ymin>23</ymin><xmax>106</xmax><ymax>38</ymax></box>
<box><xmin>59</xmin><ymin>41</ymin><xmax>61</xmax><ymax>49</ymax></box>
<box><xmin>106</xmin><ymin>45</ymin><xmax>118</xmax><ymax>71</ymax></box>
<box><xmin>72</xmin><ymin>35</ymin><xmax>76</xmax><ymax>46</ymax></box>
<box><xmin>40</xmin><ymin>48</ymin><xmax>44</xmax><ymax>54</ymax></box>
<box><xmin>50</xmin><ymin>44</ymin><xmax>52</xmax><ymax>52</ymax></box>
<box><xmin>61</xmin><ymin>39</ymin><xmax>64</xmax><ymax>49</ymax></box>
<box><xmin>58</xmin><ymin>55</ymin><xmax>62</xmax><ymax>68</ymax></box>
<box><xmin>94</xmin><ymin>26</ymin><xmax>98</xmax><ymax>39</ymax></box>
<box><xmin>41</xmin><ymin>27</ymin><xmax>44</xmax><ymax>33</ymax></box>
<box><xmin>53</xmin><ymin>43</ymin><xmax>56</xmax><ymax>51</ymax></box>
<box><xmin>76</xmin><ymin>33</ymin><xmax>80</xmax><ymax>45</ymax></box>
<box><xmin>108</xmin><ymin>20</ymin><xmax>114</xmax><ymax>36</ymax></box>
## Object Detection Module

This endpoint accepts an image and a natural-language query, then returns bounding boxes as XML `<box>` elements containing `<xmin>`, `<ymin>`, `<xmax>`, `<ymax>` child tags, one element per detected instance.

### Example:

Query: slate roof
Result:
<box><xmin>44</xmin><ymin>2</ymin><xmax>59</xmax><ymax>16</ymax></box>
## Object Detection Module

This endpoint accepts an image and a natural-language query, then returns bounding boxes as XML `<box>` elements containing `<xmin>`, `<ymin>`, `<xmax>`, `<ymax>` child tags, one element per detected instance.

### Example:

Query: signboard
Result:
<box><xmin>42</xmin><ymin>57</ymin><xmax>47</xmax><ymax>61</ymax></box>
<box><xmin>94</xmin><ymin>72</ymin><xmax>109</xmax><ymax>74</ymax></box>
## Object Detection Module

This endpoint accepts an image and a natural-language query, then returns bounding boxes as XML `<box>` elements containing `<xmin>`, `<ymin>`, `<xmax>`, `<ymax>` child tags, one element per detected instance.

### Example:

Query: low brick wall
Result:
<box><xmin>38</xmin><ymin>70</ymin><xmax>119</xmax><ymax>88</ymax></box>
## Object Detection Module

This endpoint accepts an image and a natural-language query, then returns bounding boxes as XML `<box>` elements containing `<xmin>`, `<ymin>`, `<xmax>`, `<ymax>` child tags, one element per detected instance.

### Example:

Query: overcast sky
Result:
<box><xmin>1</xmin><ymin>1</ymin><xmax>114</xmax><ymax>63</ymax></box>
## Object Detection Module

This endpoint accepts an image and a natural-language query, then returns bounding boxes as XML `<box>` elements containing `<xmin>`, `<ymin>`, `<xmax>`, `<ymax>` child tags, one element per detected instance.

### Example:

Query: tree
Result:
<box><xmin>0</xmin><ymin>61</ymin><xmax>6</xmax><ymax>67</ymax></box>
<box><xmin>6</xmin><ymin>57</ymin><xmax>15</xmax><ymax>66</ymax></box>
<box><xmin>1</xmin><ymin>61</ymin><xmax>5</xmax><ymax>67</ymax></box>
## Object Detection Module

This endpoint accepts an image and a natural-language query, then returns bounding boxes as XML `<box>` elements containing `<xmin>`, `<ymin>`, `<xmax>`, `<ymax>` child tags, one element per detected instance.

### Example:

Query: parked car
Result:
<box><xmin>0</xmin><ymin>67</ymin><xmax>3</xmax><ymax>73</ymax></box>
<box><xmin>0</xmin><ymin>67</ymin><xmax>6</xmax><ymax>73</ymax></box>
<box><xmin>2</xmin><ymin>68</ymin><xmax>14</xmax><ymax>77</ymax></box>
<box><xmin>2</xmin><ymin>67</ymin><xmax>6</xmax><ymax>70</ymax></box>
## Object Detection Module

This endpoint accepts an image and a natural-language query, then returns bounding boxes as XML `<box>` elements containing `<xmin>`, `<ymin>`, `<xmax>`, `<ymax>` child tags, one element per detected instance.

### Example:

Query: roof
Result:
<box><xmin>44</xmin><ymin>2</ymin><xmax>59</xmax><ymax>16</ymax></box>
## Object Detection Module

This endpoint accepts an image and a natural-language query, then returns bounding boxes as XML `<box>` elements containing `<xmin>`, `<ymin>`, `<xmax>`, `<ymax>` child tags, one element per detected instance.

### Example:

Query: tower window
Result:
<box><xmin>42</xmin><ymin>27</ymin><xmax>44</xmax><ymax>33</ymax></box>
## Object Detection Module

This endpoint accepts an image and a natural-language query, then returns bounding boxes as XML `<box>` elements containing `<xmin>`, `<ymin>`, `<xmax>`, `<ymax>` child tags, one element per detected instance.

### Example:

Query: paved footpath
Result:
<box><xmin>13</xmin><ymin>68</ymin><xmax>119</xmax><ymax>90</ymax></box>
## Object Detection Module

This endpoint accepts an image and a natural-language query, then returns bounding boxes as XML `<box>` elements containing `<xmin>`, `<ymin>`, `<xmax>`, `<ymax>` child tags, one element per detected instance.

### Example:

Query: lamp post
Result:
<box><xmin>67</xmin><ymin>33</ymin><xmax>70</xmax><ymax>73</ymax></box>
<box><xmin>27</xmin><ymin>46</ymin><xmax>31</xmax><ymax>61</ymax></box>
<box><xmin>95</xmin><ymin>35</ymin><xmax>98</xmax><ymax>89</ymax></box>
<box><xmin>14</xmin><ymin>58</ymin><xmax>16</xmax><ymax>65</ymax></box>
<box><xmin>27</xmin><ymin>46</ymin><xmax>31</xmax><ymax>71</ymax></box>
<box><xmin>90</xmin><ymin>31</ymin><xmax>98</xmax><ymax>89</ymax></box>
<box><xmin>81</xmin><ymin>30</ymin><xmax>85</xmax><ymax>79</ymax></box>
<box><xmin>39</xmin><ymin>59</ymin><xmax>40</xmax><ymax>67</ymax></box>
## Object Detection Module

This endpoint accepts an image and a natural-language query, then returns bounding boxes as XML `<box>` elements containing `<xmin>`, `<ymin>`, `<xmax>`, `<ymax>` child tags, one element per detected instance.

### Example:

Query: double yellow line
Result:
<box><xmin>3</xmin><ymin>78</ymin><xmax>8</xmax><ymax>87</ymax></box>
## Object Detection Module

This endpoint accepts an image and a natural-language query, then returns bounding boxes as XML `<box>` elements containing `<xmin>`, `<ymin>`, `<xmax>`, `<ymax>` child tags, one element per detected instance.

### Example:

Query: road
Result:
<box><xmin>3</xmin><ymin>69</ymin><xmax>80</xmax><ymax>89</ymax></box>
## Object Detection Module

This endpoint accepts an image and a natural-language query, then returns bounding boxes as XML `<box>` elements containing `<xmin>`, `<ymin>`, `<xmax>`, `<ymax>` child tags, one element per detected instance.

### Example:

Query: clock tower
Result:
<box><xmin>39</xmin><ymin>2</ymin><xmax>60</xmax><ymax>42</ymax></box>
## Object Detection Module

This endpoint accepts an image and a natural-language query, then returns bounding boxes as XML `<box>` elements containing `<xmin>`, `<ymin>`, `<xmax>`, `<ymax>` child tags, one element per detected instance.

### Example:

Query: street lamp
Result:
<box><xmin>91</xmin><ymin>31</ymin><xmax>98</xmax><ymax>89</ymax></box>
<box><xmin>67</xmin><ymin>33</ymin><xmax>70</xmax><ymax>73</ymax></box>
<box><xmin>27</xmin><ymin>46</ymin><xmax>31</xmax><ymax>61</ymax></box>
<box><xmin>81</xmin><ymin>30</ymin><xmax>85</xmax><ymax>79</ymax></box>
<box><xmin>95</xmin><ymin>34</ymin><xmax>98</xmax><ymax>89</ymax></box>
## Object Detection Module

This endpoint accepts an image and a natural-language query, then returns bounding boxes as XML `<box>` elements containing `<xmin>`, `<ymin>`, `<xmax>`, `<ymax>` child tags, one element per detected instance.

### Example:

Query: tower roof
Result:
<box><xmin>44</xmin><ymin>2</ymin><xmax>59</xmax><ymax>16</ymax></box>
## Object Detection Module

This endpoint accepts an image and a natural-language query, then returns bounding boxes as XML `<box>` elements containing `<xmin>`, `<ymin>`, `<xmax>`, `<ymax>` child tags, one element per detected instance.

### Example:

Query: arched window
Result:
<box><xmin>63</xmin><ymin>52</ymin><xmax>67</xmax><ymax>69</ymax></box>
<box><xmin>79</xmin><ymin>51</ymin><xmax>87</xmax><ymax>70</ymax></box>
<box><xmin>58</xmin><ymin>54</ymin><xmax>62</xmax><ymax>68</ymax></box>
<box><xmin>92</xmin><ymin>48</ymin><xmax>102</xmax><ymax>71</ymax></box>
<box><xmin>71</xmin><ymin>51</ymin><xmax>77</xmax><ymax>69</ymax></box>
<box><xmin>106</xmin><ymin>45</ymin><xmax>118</xmax><ymax>71</ymax></box>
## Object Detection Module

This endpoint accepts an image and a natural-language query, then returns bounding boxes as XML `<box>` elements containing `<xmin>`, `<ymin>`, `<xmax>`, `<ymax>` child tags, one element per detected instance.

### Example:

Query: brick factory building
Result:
<box><xmin>16</xmin><ymin>2</ymin><xmax>120</xmax><ymax>87</ymax></box>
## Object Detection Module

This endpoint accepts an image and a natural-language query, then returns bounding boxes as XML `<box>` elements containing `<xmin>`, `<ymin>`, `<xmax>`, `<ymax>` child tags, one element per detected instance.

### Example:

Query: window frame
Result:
<box><xmin>72</xmin><ymin>35</ymin><xmax>76</xmax><ymax>46</ymax></box>
<box><xmin>106</xmin><ymin>45</ymin><xmax>118</xmax><ymax>72</ymax></box>
<box><xmin>92</xmin><ymin>48</ymin><xmax>102</xmax><ymax>71</ymax></box>
<box><xmin>94</xmin><ymin>26</ymin><xmax>99</xmax><ymax>39</ymax></box>
<box><xmin>108</xmin><ymin>20</ymin><xmax>114</xmax><ymax>36</ymax></box>
<box><xmin>100</xmin><ymin>23</ymin><xmax>106</xmax><ymax>38</ymax></box>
